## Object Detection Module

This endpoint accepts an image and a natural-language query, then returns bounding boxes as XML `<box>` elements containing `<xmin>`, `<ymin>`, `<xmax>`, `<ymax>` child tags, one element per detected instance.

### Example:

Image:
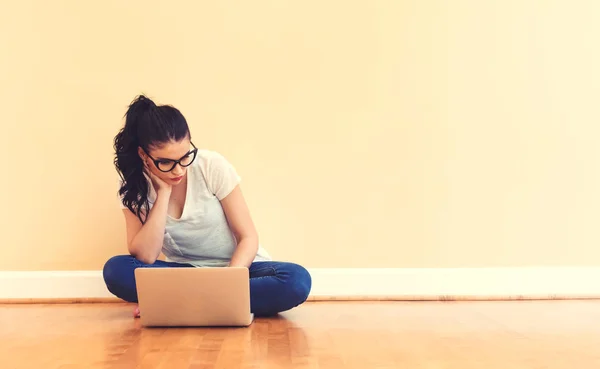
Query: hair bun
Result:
<box><xmin>130</xmin><ymin>94</ymin><xmax>157</xmax><ymax>109</ymax></box>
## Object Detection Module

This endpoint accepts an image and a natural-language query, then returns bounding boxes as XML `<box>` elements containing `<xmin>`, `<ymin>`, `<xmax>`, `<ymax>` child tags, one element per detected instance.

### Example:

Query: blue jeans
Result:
<box><xmin>102</xmin><ymin>255</ymin><xmax>312</xmax><ymax>316</ymax></box>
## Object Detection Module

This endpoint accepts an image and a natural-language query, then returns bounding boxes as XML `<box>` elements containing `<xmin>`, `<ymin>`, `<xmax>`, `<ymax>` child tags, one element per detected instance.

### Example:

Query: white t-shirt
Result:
<box><xmin>118</xmin><ymin>149</ymin><xmax>272</xmax><ymax>267</ymax></box>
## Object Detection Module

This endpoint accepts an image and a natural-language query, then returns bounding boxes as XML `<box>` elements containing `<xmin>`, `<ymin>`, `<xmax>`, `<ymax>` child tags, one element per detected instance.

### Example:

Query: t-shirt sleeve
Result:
<box><xmin>205</xmin><ymin>151</ymin><xmax>242</xmax><ymax>200</ymax></box>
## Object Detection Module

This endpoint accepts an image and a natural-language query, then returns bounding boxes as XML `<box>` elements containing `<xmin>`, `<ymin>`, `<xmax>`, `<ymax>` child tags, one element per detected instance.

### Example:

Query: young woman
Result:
<box><xmin>103</xmin><ymin>95</ymin><xmax>311</xmax><ymax>317</ymax></box>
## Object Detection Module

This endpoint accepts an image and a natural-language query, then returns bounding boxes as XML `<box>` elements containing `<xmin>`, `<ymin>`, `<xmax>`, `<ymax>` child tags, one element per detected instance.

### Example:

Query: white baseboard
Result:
<box><xmin>307</xmin><ymin>267</ymin><xmax>600</xmax><ymax>300</ymax></box>
<box><xmin>1</xmin><ymin>268</ymin><xmax>600</xmax><ymax>301</ymax></box>
<box><xmin>0</xmin><ymin>271</ymin><xmax>113</xmax><ymax>300</ymax></box>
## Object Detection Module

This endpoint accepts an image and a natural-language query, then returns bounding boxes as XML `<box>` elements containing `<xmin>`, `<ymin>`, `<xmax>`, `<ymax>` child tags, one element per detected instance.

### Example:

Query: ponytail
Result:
<box><xmin>113</xmin><ymin>94</ymin><xmax>190</xmax><ymax>223</ymax></box>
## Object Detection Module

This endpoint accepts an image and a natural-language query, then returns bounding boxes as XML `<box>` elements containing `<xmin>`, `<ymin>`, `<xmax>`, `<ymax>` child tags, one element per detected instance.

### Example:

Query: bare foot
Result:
<box><xmin>133</xmin><ymin>305</ymin><xmax>140</xmax><ymax>318</ymax></box>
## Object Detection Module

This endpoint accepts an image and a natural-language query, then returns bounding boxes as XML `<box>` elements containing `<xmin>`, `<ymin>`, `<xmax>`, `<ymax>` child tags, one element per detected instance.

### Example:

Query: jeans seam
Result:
<box><xmin>250</xmin><ymin>267</ymin><xmax>277</xmax><ymax>279</ymax></box>
<box><xmin>129</xmin><ymin>256</ymin><xmax>144</xmax><ymax>268</ymax></box>
<box><xmin>250</xmin><ymin>275</ymin><xmax>274</xmax><ymax>281</ymax></box>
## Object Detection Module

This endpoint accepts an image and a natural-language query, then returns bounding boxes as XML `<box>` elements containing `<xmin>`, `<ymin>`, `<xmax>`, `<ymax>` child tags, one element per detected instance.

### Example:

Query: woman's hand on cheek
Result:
<box><xmin>144</xmin><ymin>160</ymin><xmax>172</xmax><ymax>196</ymax></box>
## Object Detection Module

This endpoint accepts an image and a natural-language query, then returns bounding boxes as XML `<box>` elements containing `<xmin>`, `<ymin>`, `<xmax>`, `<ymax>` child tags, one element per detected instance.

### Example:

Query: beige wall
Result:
<box><xmin>1</xmin><ymin>1</ymin><xmax>599</xmax><ymax>270</ymax></box>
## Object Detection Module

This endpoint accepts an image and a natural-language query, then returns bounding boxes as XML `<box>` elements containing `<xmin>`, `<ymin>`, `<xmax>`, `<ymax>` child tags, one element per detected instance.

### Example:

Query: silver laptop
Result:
<box><xmin>134</xmin><ymin>266</ymin><xmax>254</xmax><ymax>327</ymax></box>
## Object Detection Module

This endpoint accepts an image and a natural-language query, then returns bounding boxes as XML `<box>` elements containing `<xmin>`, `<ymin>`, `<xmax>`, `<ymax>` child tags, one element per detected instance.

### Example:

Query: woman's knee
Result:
<box><xmin>103</xmin><ymin>255</ymin><xmax>141</xmax><ymax>302</ymax></box>
<box><xmin>280</xmin><ymin>262</ymin><xmax>312</xmax><ymax>305</ymax></box>
<box><xmin>102</xmin><ymin>255</ymin><xmax>137</xmax><ymax>294</ymax></box>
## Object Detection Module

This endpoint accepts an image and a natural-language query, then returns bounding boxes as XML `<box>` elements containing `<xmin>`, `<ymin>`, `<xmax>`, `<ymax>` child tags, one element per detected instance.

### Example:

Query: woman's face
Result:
<box><xmin>138</xmin><ymin>138</ymin><xmax>196</xmax><ymax>185</ymax></box>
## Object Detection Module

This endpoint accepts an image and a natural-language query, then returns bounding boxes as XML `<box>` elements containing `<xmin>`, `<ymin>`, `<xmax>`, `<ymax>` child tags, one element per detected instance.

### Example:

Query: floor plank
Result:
<box><xmin>1</xmin><ymin>300</ymin><xmax>600</xmax><ymax>368</ymax></box>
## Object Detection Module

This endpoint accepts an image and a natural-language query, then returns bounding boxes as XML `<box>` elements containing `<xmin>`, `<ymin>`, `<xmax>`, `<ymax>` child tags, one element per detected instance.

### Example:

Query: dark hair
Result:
<box><xmin>113</xmin><ymin>94</ymin><xmax>190</xmax><ymax>223</ymax></box>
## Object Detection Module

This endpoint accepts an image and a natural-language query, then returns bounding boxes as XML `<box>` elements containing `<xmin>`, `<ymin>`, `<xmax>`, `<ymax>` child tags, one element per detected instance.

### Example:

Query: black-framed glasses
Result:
<box><xmin>143</xmin><ymin>142</ymin><xmax>198</xmax><ymax>172</ymax></box>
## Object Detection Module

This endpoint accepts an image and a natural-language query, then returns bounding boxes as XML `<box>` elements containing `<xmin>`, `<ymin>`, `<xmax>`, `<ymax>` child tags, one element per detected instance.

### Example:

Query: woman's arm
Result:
<box><xmin>123</xmin><ymin>168</ymin><xmax>173</xmax><ymax>265</ymax></box>
<box><xmin>220</xmin><ymin>185</ymin><xmax>259</xmax><ymax>268</ymax></box>
<box><xmin>123</xmin><ymin>189</ymin><xmax>171</xmax><ymax>264</ymax></box>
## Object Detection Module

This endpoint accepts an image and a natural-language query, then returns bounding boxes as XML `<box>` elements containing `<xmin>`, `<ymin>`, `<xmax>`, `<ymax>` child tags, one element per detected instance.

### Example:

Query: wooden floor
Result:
<box><xmin>2</xmin><ymin>300</ymin><xmax>600</xmax><ymax>368</ymax></box>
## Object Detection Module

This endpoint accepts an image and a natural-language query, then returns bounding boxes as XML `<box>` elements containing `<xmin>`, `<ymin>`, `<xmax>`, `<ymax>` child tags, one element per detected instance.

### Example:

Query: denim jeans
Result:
<box><xmin>102</xmin><ymin>255</ymin><xmax>312</xmax><ymax>316</ymax></box>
